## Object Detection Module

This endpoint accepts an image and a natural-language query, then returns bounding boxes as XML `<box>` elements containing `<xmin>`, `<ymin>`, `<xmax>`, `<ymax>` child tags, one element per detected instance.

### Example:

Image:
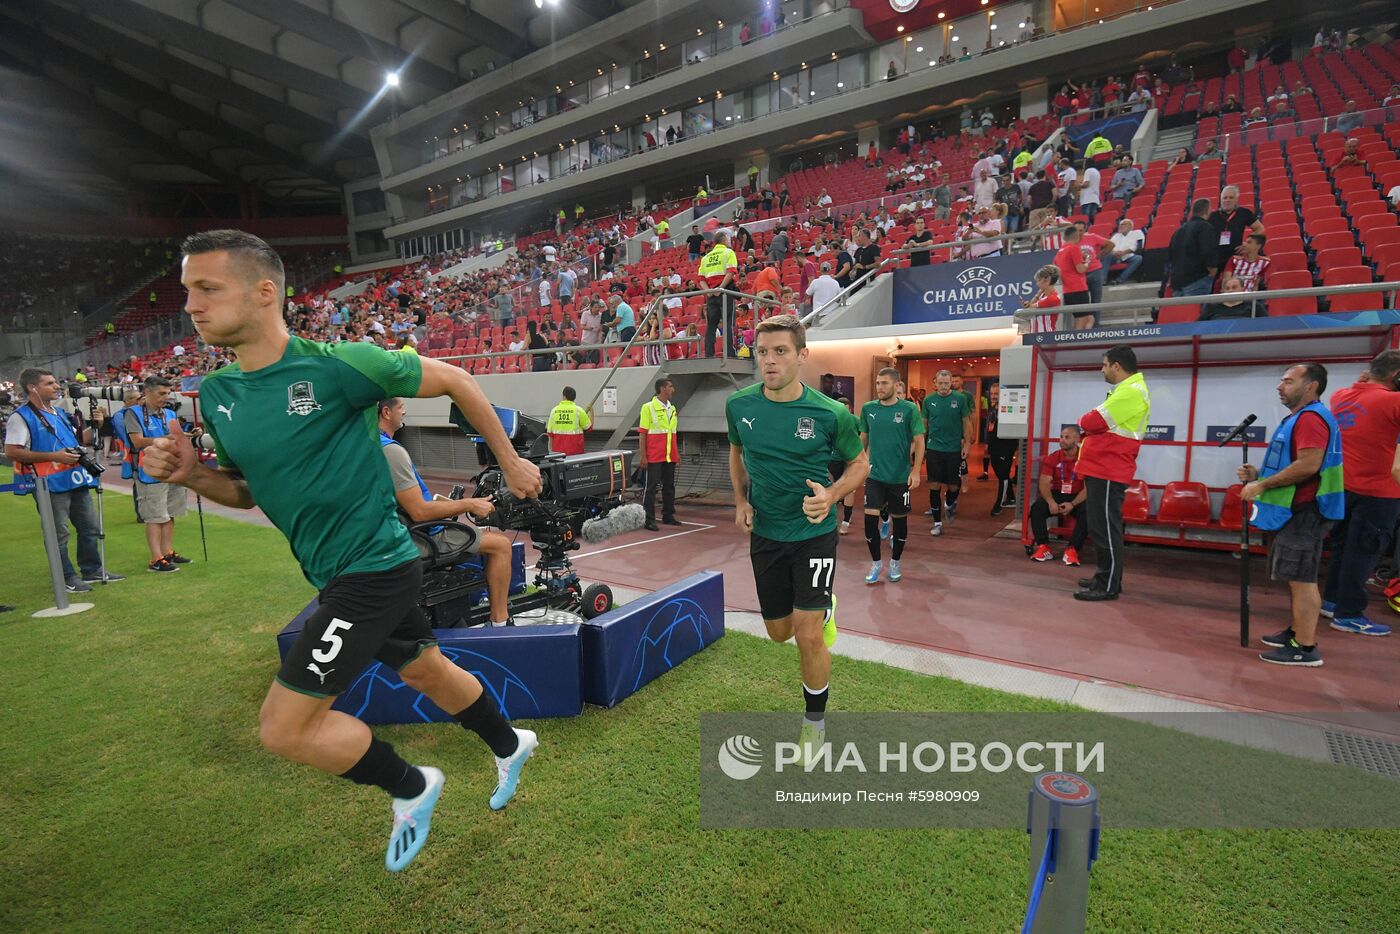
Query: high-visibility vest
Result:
<box><xmin>1085</xmin><ymin>136</ymin><xmax>1112</xmax><ymax>159</ymax></box>
<box><xmin>639</xmin><ymin>396</ymin><xmax>679</xmax><ymax>463</ymax></box>
<box><xmin>697</xmin><ymin>244</ymin><xmax>736</xmax><ymax>286</ymax></box>
<box><xmin>547</xmin><ymin>400</ymin><xmax>591</xmax><ymax>455</ymax></box>
<box><xmin>1013</xmin><ymin>150</ymin><xmax>1033</xmax><ymax>171</ymax></box>
<box><xmin>1251</xmin><ymin>401</ymin><xmax>1345</xmax><ymax>530</ymax></box>
<box><xmin>1076</xmin><ymin>371</ymin><xmax>1150</xmax><ymax>483</ymax></box>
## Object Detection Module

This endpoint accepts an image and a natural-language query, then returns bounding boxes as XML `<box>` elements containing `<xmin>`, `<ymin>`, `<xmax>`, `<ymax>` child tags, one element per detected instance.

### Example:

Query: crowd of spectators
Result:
<box><xmin>0</xmin><ymin>235</ymin><xmax>178</xmax><ymax>329</ymax></box>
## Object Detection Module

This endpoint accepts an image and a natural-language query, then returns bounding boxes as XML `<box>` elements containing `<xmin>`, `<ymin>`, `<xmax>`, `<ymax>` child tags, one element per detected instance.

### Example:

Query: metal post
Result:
<box><xmin>32</xmin><ymin>475</ymin><xmax>94</xmax><ymax>618</ymax></box>
<box><xmin>1023</xmin><ymin>772</ymin><xmax>1099</xmax><ymax>934</ymax></box>
<box><xmin>1239</xmin><ymin>439</ymin><xmax>1251</xmax><ymax>647</ymax></box>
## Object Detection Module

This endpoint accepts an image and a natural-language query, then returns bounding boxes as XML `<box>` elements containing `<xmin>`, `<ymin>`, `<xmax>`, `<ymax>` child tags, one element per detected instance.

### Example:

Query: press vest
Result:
<box><xmin>546</xmin><ymin>400</ymin><xmax>590</xmax><ymax>455</ymax></box>
<box><xmin>127</xmin><ymin>405</ymin><xmax>176</xmax><ymax>484</ymax></box>
<box><xmin>111</xmin><ymin>404</ymin><xmax>136</xmax><ymax>479</ymax></box>
<box><xmin>14</xmin><ymin>405</ymin><xmax>98</xmax><ymax>493</ymax></box>
<box><xmin>1250</xmin><ymin>402</ymin><xmax>1345</xmax><ymax>530</ymax></box>
<box><xmin>639</xmin><ymin>396</ymin><xmax>679</xmax><ymax>462</ymax></box>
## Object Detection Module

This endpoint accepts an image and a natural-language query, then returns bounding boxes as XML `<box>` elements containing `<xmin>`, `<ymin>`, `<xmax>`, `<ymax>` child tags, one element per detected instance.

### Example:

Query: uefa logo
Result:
<box><xmin>955</xmin><ymin>266</ymin><xmax>996</xmax><ymax>286</ymax></box>
<box><xmin>717</xmin><ymin>735</ymin><xmax>763</xmax><ymax>780</ymax></box>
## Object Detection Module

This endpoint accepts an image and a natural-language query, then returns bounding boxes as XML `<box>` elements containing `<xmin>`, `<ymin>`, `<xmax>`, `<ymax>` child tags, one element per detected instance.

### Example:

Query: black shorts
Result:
<box><xmin>828</xmin><ymin>460</ymin><xmax>846</xmax><ymax>482</ymax></box>
<box><xmin>1268</xmin><ymin>502</ymin><xmax>1334</xmax><ymax>584</ymax></box>
<box><xmin>278</xmin><ymin>558</ymin><xmax>435</xmax><ymax>698</ymax></box>
<box><xmin>750</xmin><ymin>530</ymin><xmax>838</xmax><ymax>621</ymax></box>
<box><xmin>926</xmin><ymin>450</ymin><xmax>962</xmax><ymax>486</ymax></box>
<box><xmin>865</xmin><ymin>479</ymin><xmax>911</xmax><ymax>516</ymax></box>
<box><xmin>960</xmin><ymin>455</ymin><xmax>969</xmax><ymax>477</ymax></box>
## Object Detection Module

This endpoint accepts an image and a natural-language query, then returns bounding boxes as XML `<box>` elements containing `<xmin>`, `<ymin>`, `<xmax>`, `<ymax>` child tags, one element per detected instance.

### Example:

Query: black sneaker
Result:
<box><xmin>661</xmin><ymin>518</ymin><xmax>683</xmax><ymax>526</ymax></box>
<box><xmin>65</xmin><ymin>579</ymin><xmax>93</xmax><ymax>593</ymax></box>
<box><xmin>1259</xmin><ymin>641</ymin><xmax>1323</xmax><ymax>667</ymax></box>
<box><xmin>148</xmin><ymin>558</ymin><xmax>179</xmax><ymax>573</ymax></box>
<box><xmin>1260</xmin><ymin>627</ymin><xmax>1294</xmax><ymax>649</ymax></box>
<box><xmin>165</xmin><ymin>552</ymin><xmax>192</xmax><ymax>565</ymax></box>
<box><xmin>82</xmin><ymin>571</ymin><xmax>126</xmax><ymax>583</ymax></box>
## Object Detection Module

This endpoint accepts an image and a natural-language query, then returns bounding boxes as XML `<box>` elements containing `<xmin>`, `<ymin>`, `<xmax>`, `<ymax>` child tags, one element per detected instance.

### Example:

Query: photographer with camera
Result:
<box><xmin>378</xmin><ymin>397</ymin><xmax>515</xmax><ymax>626</ymax></box>
<box><xmin>122</xmin><ymin>376</ymin><xmax>191</xmax><ymax>573</ymax></box>
<box><xmin>4</xmin><ymin>368</ymin><xmax>124</xmax><ymax>592</ymax></box>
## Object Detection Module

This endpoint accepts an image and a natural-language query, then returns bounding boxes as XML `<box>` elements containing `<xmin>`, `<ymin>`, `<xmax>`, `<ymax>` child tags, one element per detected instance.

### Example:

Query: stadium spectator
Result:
<box><xmin>1221</xmin><ymin>94</ymin><xmax>1242</xmax><ymax>114</ymax></box>
<box><xmin>579</xmin><ymin>300</ymin><xmax>604</xmax><ymax>363</ymax></box>
<box><xmin>972</xmin><ymin>169</ymin><xmax>997</xmax><ymax>210</ymax></box>
<box><xmin>1028</xmin><ymin>168</ymin><xmax>1056</xmax><ymax>229</ymax></box>
<box><xmin>1054</xmin><ymin>158</ymin><xmax>1077</xmax><ymax>216</ymax></box>
<box><xmin>806</xmin><ymin>262</ymin><xmax>841</xmax><ymax>318</ymax></box>
<box><xmin>1335</xmin><ymin>100</ymin><xmax>1364</xmax><ymax>134</ymax></box>
<box><xmin>686</xmin><ymin>225</ymin><xmax>705</xmax><ymax>261</ymax></box>
<box><xmin>1108</xmin><ymin>219</ymin><xmax>1145</xmax><ymax>284</ymax></box>
<box><xmin>1321</xmin><ymin>350</ymin><xmax>1400</xmax><ymax>637</ymax></box>
<box><xmin>1077</xmin><ymin>161</ymin><xmax>1102</xmax><ymax>224</ymax></box>
<box><xmin>1198</xmin><ymin>277</ymin><xmax>1254</xmax><ymax>320</ymax></box>
<box><xmin>1208</xmin><ymin>186</ymin><xmax>1265</xmax><ymax>272</ymax></box>
<box><xmin>609</xmin><ymin>294</ymin><xmax>636</xmax><ymax>343</ymax></box>
<box><xmin>1110</xmin><ymin>158</ymin><xmax>1144</xmax><ymax>203</ymax></box>
<box><xmin>1333</xmin><ymin>137</ymin><xmax>1365</xmax><ymax>170</ymax></box>
<box><xmin>1170</xmin><ymin>198</ymin><xmax>1220</xmax><ymax>297</ymax></box>
<box><xmin>969</xmin><ymin>207</ymin><xmax>1003</xmax><ymax>259</ymax></box>
<box><xmin>1244</xmin><ymin>107</ymin><xmax>1268</xmax><ymax>127</ymax></box>
<box><xmin>768</xmin><ymin>227</ymin><xmax>791</xmax><ymax>265</ymax></box>
<box><xmin>906</xmin><ymin>216</ymin><xmax>934</xmax><ymax>267</ymax></box>
<box><xmin>931</xmin><ymin>175</ymin><xmax>953</xmax><ymax>220</ymax></box>
<box><xmin>1054</xmin><ymin>226</ymin><xmax>1093</xmax><ymax>327</ymax></box>
<box><xmin>1197</xmin><ymin>140</ymin><xmax>1223</xmax><ymax>161</ymax></box>
<box><xmin>1224</xmin><ymin>233</ymin><xmax>1270</xmax><ymax>292</ymax></box>
<box><xmin>851</xmin><ymin>229</ymin><xmax>881</xmax><ymax>291</ymax></box>
<box><xmin>1126</xmin><ymin>86</ymin><xmax>1151</xmax><ymax>113</ymax></box>
<box><xmin>1021</xmin><ymin>264</ymin><xmax>1063</xmax><ymax>334</ymax></box>
<box><xmin>1168</xmin><ymin>148</ymin><xmax>1194</xmax><ymax>168</ymax></box>
<box><xmin>994</xmin><ymin>176</ymin><xmax>1024</xmax><ymax>233</ymax></box>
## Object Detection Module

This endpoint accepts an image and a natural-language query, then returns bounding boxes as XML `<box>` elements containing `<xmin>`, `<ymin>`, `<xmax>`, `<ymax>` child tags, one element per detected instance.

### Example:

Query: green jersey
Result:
<box><xmin>199</xmin><ymin>337</ymin><xmax>424</xmax><ymax>589</ymax></box>
<box><xmin>860</xmin><ymin>399</ymin><xmax>925</xmax><ymax>484</ymax></box>
<box><xmin>921</xmin><ymin>391</ymin><xmax>971</xmax><ymax>453</ymax></box>
<box><xmin>727</xmin><ymin>382</ymin><xmax>863</xmax><ymax>541</ymax></box>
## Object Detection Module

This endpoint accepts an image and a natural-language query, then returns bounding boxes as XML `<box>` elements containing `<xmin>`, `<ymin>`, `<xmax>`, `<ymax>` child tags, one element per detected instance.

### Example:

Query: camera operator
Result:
<box><xmin>377</xmin><ymin>398</ymin><xmax>514</xmax><ymax>626</ymax></box>
<box><xmin>3</xmin><ymin>368</ymin><xmax>123</xmax><ymax>591</ymax></box>
<box><xmin>123</xmin><ymin>377</ymin><xmax>191</xmax><ymax>573</ymax></box>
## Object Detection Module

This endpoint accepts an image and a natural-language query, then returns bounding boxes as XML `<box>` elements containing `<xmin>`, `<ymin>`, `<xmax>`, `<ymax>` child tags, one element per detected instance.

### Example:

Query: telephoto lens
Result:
<box><xmin>68</xmin><ymin>384</ymin><xmax>127</xmax><ymax>402</ymax></box>
<box><xmin>192</xmin><ymin>432</ymin><xmax>218</xmax><ymax>453</ymax></box>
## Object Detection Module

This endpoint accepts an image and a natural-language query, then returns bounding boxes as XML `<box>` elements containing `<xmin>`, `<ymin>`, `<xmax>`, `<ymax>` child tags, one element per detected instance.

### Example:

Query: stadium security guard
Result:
<box><xmin>123</xmin><ymin>376</ymin><xmax>191</xmax><ymax>573</ymax></box>
<box><xmin>639</xmin><ymin>377</ymin><xmax>681</xmax><ymax>531</ymax></box>
<box><xmin>698</xmin><ymin>231</ymin><xmax>738</xmax><ymax>358</ymax></box>
<box><xmin>546</xmin><ymin>386</ymin><xmax>592</xmax><ymax>455</ymax></box>
<box><xmin>1074</xmin><ymin>345</ymin><xmax>1150</xmax><ymax>601</ymax></box>
<box><xmin>4</xmin><ymin>367</ymin><xmax>122</xmax><ymax>591</ymax></box>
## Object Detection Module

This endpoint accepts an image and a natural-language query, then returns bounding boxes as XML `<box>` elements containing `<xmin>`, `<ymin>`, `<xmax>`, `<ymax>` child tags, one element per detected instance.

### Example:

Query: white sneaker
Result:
<box><xmin>930</xmin><ymin>522</ymin><xmax>943</xmax><ymax>537</ymax></box>
<box><xmin>839</xmin><ymin>520</ymin><xmax>850</xmax><ymax>535</ymax></box>
<box><xmin>489</xmin><ymin>728</ymin><xmax>538</xmax><ymax>810</ymax></box>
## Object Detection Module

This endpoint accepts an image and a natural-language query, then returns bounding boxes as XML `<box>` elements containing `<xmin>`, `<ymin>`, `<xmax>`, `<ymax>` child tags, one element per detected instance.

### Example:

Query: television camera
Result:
<box><xmin>406</xmin><ymin>404</ymin><xmax>641</xmax><ymax>627</ymax></box>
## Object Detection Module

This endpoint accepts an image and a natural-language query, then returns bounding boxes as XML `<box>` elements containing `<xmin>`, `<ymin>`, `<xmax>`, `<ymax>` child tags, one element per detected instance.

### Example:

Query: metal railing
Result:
<box><xmin>1012</xmin><ymin>280</ymin><xmax>1400</xmax><ymax>325</ymax></box>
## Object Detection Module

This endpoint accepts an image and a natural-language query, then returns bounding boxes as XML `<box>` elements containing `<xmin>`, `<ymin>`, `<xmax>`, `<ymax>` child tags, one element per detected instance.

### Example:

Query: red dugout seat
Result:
<box><xmin>1123</xmin><ymin>480</ymin><xmax>1152</xmax><ymax>523</ymax></box>
<box><xmin>1219</xmin><ymin>485</ymin><xmax>1246</xmax><ymax>531</ymax></box>
<box><xmin>1157</xmin><ymin>481</ymin><xmax>1213</xmax><ymax>527</ymax></box>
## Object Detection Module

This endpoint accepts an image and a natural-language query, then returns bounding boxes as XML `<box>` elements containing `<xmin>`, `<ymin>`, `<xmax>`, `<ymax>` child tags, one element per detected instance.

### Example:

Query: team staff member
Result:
<box><xmin>1321</xmin><ymin>350</ymin><xmax>1400</xmax><ymax>637</ymax></box>
<box><xmin>546</xmin><ymin>386</ymin><xmax>591</xmax><ymax>455</ymax></box>
<box><xmin>378</xmin><ymin>398</ymin><xmax>516</xmax><ymax>627</ymax></box>
<box><xmin>1074</xmin><ymin>345</ymin><xmax>1150</xmax><ymax>601</ymax></box>
<box><xmin>921</xmin><ymin>370</ymin><xmax>972</xmax><ymax>536</ymax></box>
<box><xmin>986</xmin><ymin>383</ymin><xmax>1019</xmax><ymax>516</ymax></box>
<box><xmin>124</xmin><ymin>376</ymin><xmax>190</xmax><ymax>573</ymax></box>
<box><xmin>861</xmin><ymin>367</ymin><xmax>924</xmax><ymax>584</ymax></box>
<box><xmin>727</xmin><ymin>315</ymin><xmax>868</xmax><ymax>764</ymax></box>
<box><xmin>143</xmin><ymin>230</ymin><xmax>545</xmax><ymax>873</ymax></box>
<box><xmin>1240</xmin><ymin>363</ymin><xmax>1344</xmax><ymax>666</ymax></box>
<box><xmin>639</xmin><ymin>377</ymin><xmax>681</xmax><ymax>531</ymax></box>
<box><xmin>4</xmin><ymin>368</ymin><xmax>122</xmax><ymax>592</ymax></box>
<box><xmin>698</xmin><ymin>231</ymin><xmax>738</xmax><ymax>358</ymax></box>
<box><xmin>1029</xmin><ymin>426</ymin><xmax>1088</xmax><ymax>565</ymax></box>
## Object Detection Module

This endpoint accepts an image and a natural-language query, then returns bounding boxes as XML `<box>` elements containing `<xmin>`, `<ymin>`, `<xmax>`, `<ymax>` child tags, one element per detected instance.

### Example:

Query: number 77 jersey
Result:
<box><xmin>726</xmin><ymin>382</ymin><xmax>863</xmax><ymax>541</ymax></box>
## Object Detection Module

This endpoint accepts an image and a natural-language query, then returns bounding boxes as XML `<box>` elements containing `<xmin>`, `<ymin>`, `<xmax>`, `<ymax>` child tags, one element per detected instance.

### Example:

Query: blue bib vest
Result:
<box><xmin>380</xmin><ymin>430</ymin><xmax>441</xmax><ymax>536</ymax></box>
<box><xmin>15</xmin><ymin>405</ymin><xmax>98</xmax><ymax>493</ymax></box>
<box><xmin>111</xmin><ymin>404</ymin><xmax>136</xmax><ymax>479</ymax></box>
<box><xmin>1250</xmin><ymin>401</ymin><xmax>1345</xmax><ymax>531</ymax></box>
<box><xmin>126</xmin><ymin>406</ymin><xmax>177</xmax><ymax>484</ymax></box>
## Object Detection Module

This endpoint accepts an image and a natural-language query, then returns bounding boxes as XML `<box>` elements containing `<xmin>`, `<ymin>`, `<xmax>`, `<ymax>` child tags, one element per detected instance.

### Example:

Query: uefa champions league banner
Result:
<box><xmin>891</xmin><ymin>251</ymin><xmax>1055</xmax><ymax>325</ymax></box>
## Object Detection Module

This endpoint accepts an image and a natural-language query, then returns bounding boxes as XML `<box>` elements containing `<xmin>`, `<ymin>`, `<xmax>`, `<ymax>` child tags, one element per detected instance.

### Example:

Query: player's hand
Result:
<box><xmin>50</xmin><ymin>449</ymin><xmax>81</xmax><ymax>466</ymax></box>
<box><xmin>1240</xmin><ymin>481</ymin><xmax>1265</xmax><ymax>502</ymax></box>
<box><xmin>908</xmin><ymin>469</ymin><xmax>921</xmax><ymax>491</ymax></box>
<box><xmin>1236</xmin><ymin>464</ymin><xmax>1258</xmax><ymax>483</ymax></box>
<box><xmin>735</xmin><ymin>501</ymin><xmax>754</xmax><ymax>533</ymax></box>
<box><xmin>502</xmin><ymin>455</ymin><xmax>543</xmax><ymax>499</ymax></box>
<box><xmin>802</xmin><ymin>479</ymin><xmax>834</xmax><ymax>523</ymax></box>
<box><xmin>143</xmin><ymin>430</ymin><xmax>197</xmax><ymax>484</ymax></box>
<box><xmin>961</xmin><ymin>443</ymin><xmax>970</xmax><ymax>458</ymax></box>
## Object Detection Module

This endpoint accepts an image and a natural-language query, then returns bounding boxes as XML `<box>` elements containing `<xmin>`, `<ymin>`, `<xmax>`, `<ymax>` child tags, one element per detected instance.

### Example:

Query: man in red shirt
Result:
<box><xmin>1239</xmin><ymin>363</ymin><xmax>1339</xmax><ymax>666</ymax></box>
<box><xmin>1074</xmin><ymin>220</ymin><xmax>1112</xmax><ymax>306</ymax></box>
<box><xmin>1224</xmin><ymin>233</ymin><xmax>1270</xmax><ymax>292</ymax></box>
<box><xmin>1029</xmin><ymin>426</ymin><xmax>1088</xmax><ymax>566</ymax></box>
<box><xmin>1321</xmin><ymin>351</ymin><xmax>1400</xmax><ymax>636</ymax></box>
<box><xmin>1054</xmin><ymin>226</ymin><xmax>1093</xmax><ymax>328</ymax></box>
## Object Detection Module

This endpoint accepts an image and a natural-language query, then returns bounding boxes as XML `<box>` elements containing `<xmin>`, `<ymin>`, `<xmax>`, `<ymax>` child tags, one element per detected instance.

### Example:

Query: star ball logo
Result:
<box><xmin>718</xmin><ymin>734</ymin><xmax>764</xmax><ymax>780</ymax></box>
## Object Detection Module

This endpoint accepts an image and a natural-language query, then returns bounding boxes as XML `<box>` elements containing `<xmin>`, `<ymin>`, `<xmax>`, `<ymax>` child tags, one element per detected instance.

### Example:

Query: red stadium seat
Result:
<box><xmin>1305</xmin><ymin>217</ymin><xmax>1351</xmax><ymax>238</ymax></box>
<box><xmin>1324</xmin><ymin>267</ymin><xmax>1386</xmax><ymax>312</ymax></box>
<box><xmin>1219</xmin><ymin>485</ymin><xmax>1246</xmax><ymax>531</ymax></box>
<box><xmin>1157</xmin><ymin>481</ymin><xmax>1213</xmax><ymax>527</ymax></box>
<box><xmin>1315</xmin><ymin>247</ymin><xmax>1364</xmax><ymax>273</ymax></box>
<box><xmin>1123</xmin><ymin>481</ymin><xmax>1152</xmax><ymax>523</ymax></box>
<box><xmin>1268</xmin><ymin>270</ymin><xmax>1318</xmax><ymax>315</ymax></box>
<box><xmin>1158</xmin><ymin>303</ymin><xmax>1201</xmax><ymax>323</ymax></box>
<box><xmin>1265</xmin><ymin>252</ymin><xmax>1308</xmax><ymax>274</ymax></box>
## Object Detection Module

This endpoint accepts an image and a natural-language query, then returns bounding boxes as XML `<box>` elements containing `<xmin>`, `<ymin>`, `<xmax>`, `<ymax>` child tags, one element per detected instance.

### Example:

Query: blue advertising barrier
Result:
<box><xmin>1064</xmin><ymin>111</ymin><xmax>1146</xmax><ymax>155</ymax></box>
<box><xmin>1024</xmin><ymin>309</ymin><xmax>1400</xmax><ymax>345</ymax></box>
<box><xmin>276</xmin><ymin>567</ymin><xmax>727</xmax><ymax>722</ymax></box>
<box><xmin>892</xmin><ymin>251</ymin><xmax>1054</xmax><ymax>325</ymax></box>
<box><xmin>581</xmin><ymin>571</ymin><xmax>725</xmax><ymax>708</ymax></box>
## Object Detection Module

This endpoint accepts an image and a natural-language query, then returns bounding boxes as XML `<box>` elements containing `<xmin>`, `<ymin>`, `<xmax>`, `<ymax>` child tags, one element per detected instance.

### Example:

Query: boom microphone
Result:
<box><xmin>580</xmin><ymin>503</ymin><xmax>648</xmax><ymax>543</ymax></box>
<box><xmin>1218</xmin><ymin>414</ymin><xmax>1258</xmax><ymax>447</ymax></box>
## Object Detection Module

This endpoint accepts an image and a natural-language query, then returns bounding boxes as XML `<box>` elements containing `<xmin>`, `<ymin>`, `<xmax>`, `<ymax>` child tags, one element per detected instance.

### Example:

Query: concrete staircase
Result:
<box><xmin>1150</xmin><ymin>125</ymin><xmax>1198</xmax><ymax>164</ymax></box>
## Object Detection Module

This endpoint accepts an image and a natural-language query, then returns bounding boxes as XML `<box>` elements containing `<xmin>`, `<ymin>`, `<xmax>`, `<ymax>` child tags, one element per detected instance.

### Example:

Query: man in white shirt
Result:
<box><xmin>1388</xmin><ymin>184</ymin><xmax>1400</xmax><ymax>209</ymax></box>
<box><xmin>667</xmin><ymin>269</ymin><xmax>682</xmax><ymax>287</ymax></box>
<box><xmin>973</xmin><ymin>169</ymin><xmax>997</xmax><ymax>210</ymax></box>
<box><xmin>1078</xmin><ymin>163</ymin><xmax>1102</xmax><ymax>224</ymax></box>
<box><xmin>896</xmin><ymin>195</ymin><xmax>918</xmax><ymax>214</ymax></box>
<box><xmin>805</xmin><ymin>262</ymin><xmax>842</xmax><ymax>319</ymax></box>
<box><xmin>817</xmin><ymin>189</ymin><xmax>833</xmax><ymax>206</ymax></box>
<box><xmin>538</xmin><ymin>276</ymin><xmax>552</xmax><ymax>309</ymax></box>
<box><xmin>1055</xmin><ymin>159</ymin><xmax>1077</xmax><ymax>216</ymax></box>
<box><xmin>171</xmin><ymin>344</ymin><xmax>185</xmax><ymax>357</ymax></box>
<box><xmin>988</xmin><ymin>151</ymin><xmax>1005</xmax><ymax>175</ymax></box>
<box><xmin>542</xmin><ymin>244</ymin><xmax>557</xmax><ymax>262</ymax></box>
<box><xmin>875</xmin><ymin>211</ymin><xmax>896</xmax><ymax>235</ymax></box>
<box><xmin>1108</xmin><ymin>219</ymin><xmax>1145</xmax><ymax>283</ymax></box>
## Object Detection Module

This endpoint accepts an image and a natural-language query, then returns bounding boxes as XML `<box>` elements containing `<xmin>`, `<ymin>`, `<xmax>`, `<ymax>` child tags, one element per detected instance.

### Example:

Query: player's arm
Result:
<box><xmin>729</xmin><ymin>443</ymin><xmax>753</xmax><ymax>532</ymax></box>
<box><xmin>417</xmin><ymin>355</ymin><xmax>542</xmax><ymax>498</ymax></box>
<box><xmin>125</xmin><ymin>410</ymin><xmax>155</xmax><ymax>450</ymax></box>
<box><xmin>396</xmin><ymin>487</ymin><xmax>491</xmax><ymax>522</ymax></box>
<box><xmin>822</xmin><ymin>449</ymin><xmax>869</xmax><ymax>508</ymax></box>
<box><xmin>909</xmin><ymin>430</ymin><xmax>925</xmax><ymax>489</ymax></box>
<box><xmin>142</xmin><ymin>429</ymin><xmax>255</xmax><ymax>509</ymax></box>
<box><xmin>961</xmin><ymin>415</ymin><xmax>973</xmax><ymax>457</ymax></box>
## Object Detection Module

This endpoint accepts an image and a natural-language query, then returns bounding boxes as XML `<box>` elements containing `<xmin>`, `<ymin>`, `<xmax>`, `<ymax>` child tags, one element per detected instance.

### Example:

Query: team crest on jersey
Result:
<box><xmin>795</xmin><ymin>416</ymin><xmax>816</xmax><ymax>440</ymax></box>
<box><xmin>287</xmin><ymin>381</ymin><xmax>322</xmax><ymax>416</ymax></box>
<box><xmin>894</xmin><ymin>412</ymin><xmax>905</xmax><ymax>424</ymax></box>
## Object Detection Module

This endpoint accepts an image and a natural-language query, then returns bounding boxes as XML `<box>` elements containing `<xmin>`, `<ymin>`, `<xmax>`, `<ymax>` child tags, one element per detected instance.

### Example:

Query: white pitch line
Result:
<box><xmin>525</xmin><ymin>521</ymin><xmax>717</xmax><ymax>571</ymax></box>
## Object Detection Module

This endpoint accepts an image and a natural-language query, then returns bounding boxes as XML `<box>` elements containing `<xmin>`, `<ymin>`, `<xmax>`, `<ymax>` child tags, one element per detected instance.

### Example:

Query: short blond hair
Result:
<box><xmin>754</xmin><ymin>313</ymin><xmax>807</xmax><ymax>351</ymax></box>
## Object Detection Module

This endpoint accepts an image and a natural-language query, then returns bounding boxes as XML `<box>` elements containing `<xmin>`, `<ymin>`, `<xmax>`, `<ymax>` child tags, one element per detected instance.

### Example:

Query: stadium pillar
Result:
<box><xmin>857</xmin><ymin>125</ymin><xmax>880</xmax><ymax>153</ymax></box>
<box><xmin>632</xmin><ymin>184</ymin><xmax>648</xmax><ymax>212</ymax></box>
<box><xmin>1021</xmin><ymin>81</ymin><xmax>1049</xmax><ymax>120</ymax></box>
<box><xmin>735</xmin><ymin>154</ymin><xmax>768</xmax><ymax>189</ymax></box>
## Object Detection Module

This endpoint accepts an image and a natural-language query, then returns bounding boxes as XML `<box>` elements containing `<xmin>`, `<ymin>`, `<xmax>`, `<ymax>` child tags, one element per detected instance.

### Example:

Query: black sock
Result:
<box><xmin>931</xmin><ymin>498</ymin><xmax>943</xmax><ymax>522</ymax></box>
<box><xmin>891</xmin><ymin>516</ymin><xmax>908</xmax><ymax>559</ymax></box>
<box><xmin>865</xmin><ymin>513</ymin><xmax>881</xmax><ymax>561</ymax></box>
<box><xmin>946</xmin><ymin>486</ymin><xmax>961</xmax><ymax>509</ymax></box>
<box><xmin>982</xmin><ymin>456</ymin><xmax>990</xmax><ymax>473</ymax></box>
<box><xmin>341</xmin><ymin>738</ymin><xmax>426</xmax><ymax>799</ymax></box>
<box><xmin>842</xmin><ymin>503</ymin><xmax>853</xmax><ymax>523</ymax></box>
<box><xmin>803</xmin><ymin>682</ymin><xmax>829</xmax><ymax>722</ymax></box>
<box><xmin>454</xmin><ymin>692</ymin><xmax>519</xmax><ymax>758</ymax></box>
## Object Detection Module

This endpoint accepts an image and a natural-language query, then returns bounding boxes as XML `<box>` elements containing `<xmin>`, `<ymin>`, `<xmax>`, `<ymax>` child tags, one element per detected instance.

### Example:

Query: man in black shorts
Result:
<box><xmin>728</xmin><ymin>315</ymin><xmax>868</xmax><ymax>763</ymax></box>
<box><xmin>831</xmin><ymin>396</ymin><xmax>857</xmax><ymax>534</ymax></box>
<box><xmin>861</xmin><ymin>367</ymin><xmax>925</xmax><ymax>584</ymax></box>
<box><xmin>920</xmin><ymin>370</ymin><xmax>973</xmax><ymax>536</ymax></box>
<box><xmin>143</xmin><ymin>230</ymin><xmax>545</xmax><ymax>873</ymax></box>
